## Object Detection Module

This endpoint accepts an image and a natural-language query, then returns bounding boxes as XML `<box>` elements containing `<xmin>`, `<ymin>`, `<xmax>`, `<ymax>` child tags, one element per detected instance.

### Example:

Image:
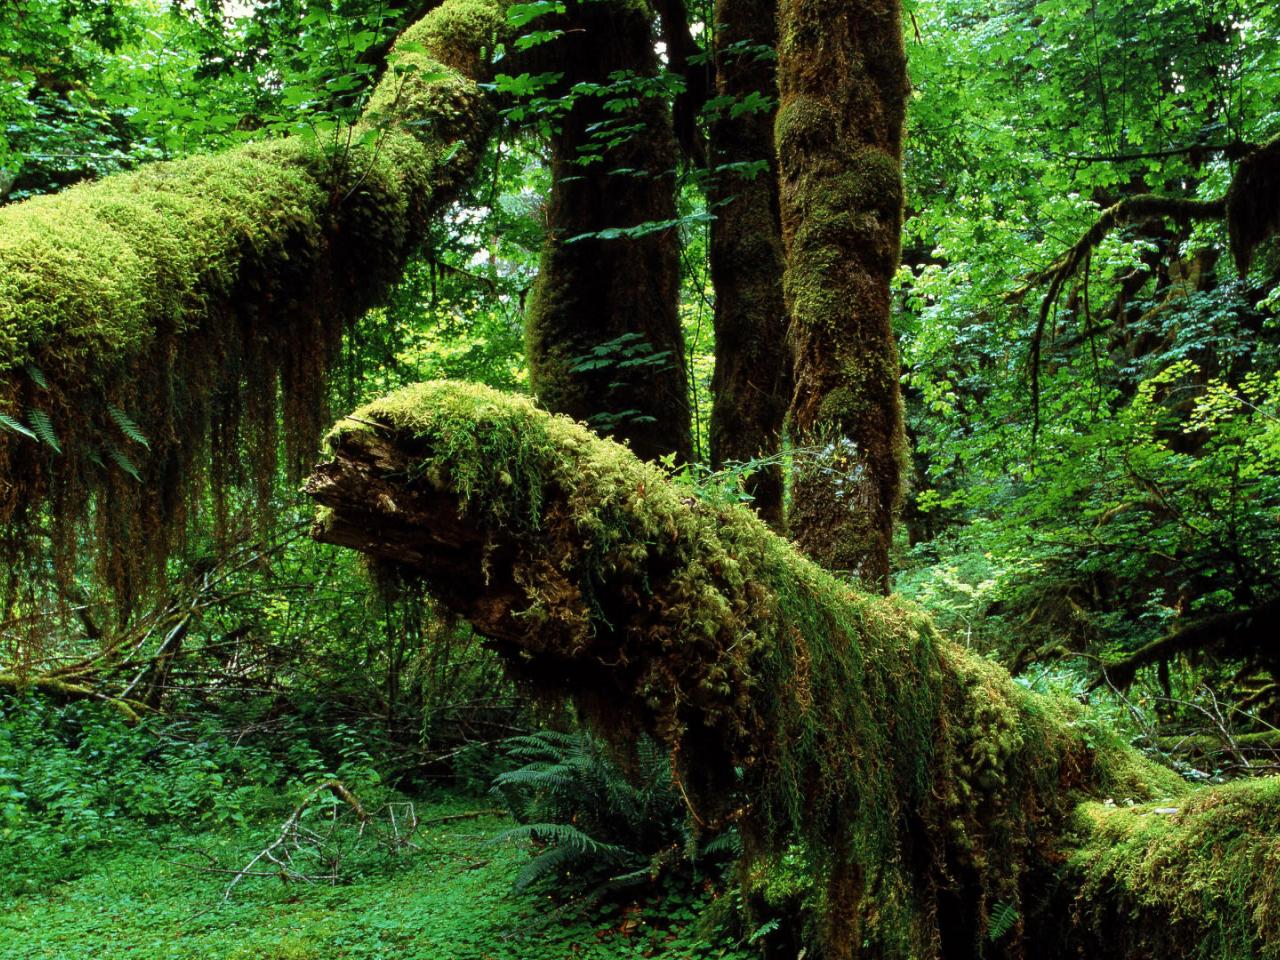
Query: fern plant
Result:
<box><xmin>988</xmin><ymin>900</ymin><xmax>1020</xmax><ymax>942</ymax></box>
<box><xmin>491</xmin><ymin>730</ymin><xmax>725</xmax><ymax>896</ymax></box>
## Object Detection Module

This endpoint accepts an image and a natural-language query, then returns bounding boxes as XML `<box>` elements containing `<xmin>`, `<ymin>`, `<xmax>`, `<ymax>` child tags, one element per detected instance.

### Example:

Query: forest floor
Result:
<box><xmin>0</xmin><ymin>795</ymin><xmax>746</xmax><ymax>960</ymax></box>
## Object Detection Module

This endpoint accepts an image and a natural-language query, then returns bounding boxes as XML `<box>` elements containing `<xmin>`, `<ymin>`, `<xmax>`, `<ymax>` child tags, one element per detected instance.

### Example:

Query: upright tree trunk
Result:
<box><xmin>306</xmin><ymin>381</ymin><xmax>1278</xmax><ymax>960</ymax></box>
<box><xmin>706</xmin><ymin>0</ymin><xmax>792</xmax><ymax>526</ymax></box>
<box><xmin>775</xmin><ymin>0</ymin><xmax>909</xmax><ymax>589</ymax></box>
<box><xmin>524</xmin><ymin>0</ymin><xmax>692</xmax><ymax>464</ymax></box>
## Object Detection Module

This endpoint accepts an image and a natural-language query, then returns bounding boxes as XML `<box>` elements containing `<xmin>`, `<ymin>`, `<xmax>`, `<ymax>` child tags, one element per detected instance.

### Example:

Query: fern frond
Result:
<box><xmin>988</xmin><ymin>901</ymin><xmax>1020</xmax><ymax>942</ymax></box>
<box><xmin>0</xmin><ymin>412</ymin><xmax>36</xmax><ymax>440</ymax></box>
<box><xmin>512</xmin><ymin>841</ymin><xmax>582</xmax><ymax>891</ymax></box>
<box><xmin>107</xmin><ymin>444</ymin><xmax>142</xmax><ymax>481</ymax></box>
<box><xmin>700</xmin><ymin>828</ymin><xmax>742</xmax><ymax>858</ymax></box>
<box><xmin>107</xmin><ymin>404</ymin><xmax>150</xmax><ymax>449</ymax></box>
<box><xmin>496</xmin><ymin>821</ymin><xmax>626</xmax><ymax>857</ymax></box>
<box><xmin>506</xmin><ymin>827</ymin><xmax>636</xmax><ymax>891</ymax></box>
<box><xmin>28</xmin><ymin>408</ymin><xmax>61</xmax><ymax>453</ymax></box>
<box><xmin>24</xmin><ymin>364</ymin><xmax>48</xmax><ymax>389</ymax></box>
<box><xmin>492</xmin><ymin>764</ymin><xmax>577</xmax><ymax>791</ymax></box>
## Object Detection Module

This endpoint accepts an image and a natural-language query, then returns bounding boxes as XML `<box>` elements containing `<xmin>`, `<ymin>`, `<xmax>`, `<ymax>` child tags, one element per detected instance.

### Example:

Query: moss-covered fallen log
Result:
<box><xmin>305</xmin><ymin>381</ymin><xmax>1279</xmax><ymax>958</ymax></box>
<box><xmin>1059</xmin><ymin>779</ymin><xmax>1280</xmax><ymax>960</ymax></box>
<box><xmin>0</xmin><ymin>0</ymin><xmax>508</xmax><ymax>602</ymax></box>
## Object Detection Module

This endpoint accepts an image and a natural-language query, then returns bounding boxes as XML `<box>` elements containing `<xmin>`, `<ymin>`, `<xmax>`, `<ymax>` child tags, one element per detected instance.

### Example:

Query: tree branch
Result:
<box><xmin>0</xmin><ymin>0</ymin><xmax>511</xmax><ymax>601</ymax></box>
<box><xmin>1100</xmin><ymin>596</ymin><xmax>1280</xmax><ymax>689</ymax></box>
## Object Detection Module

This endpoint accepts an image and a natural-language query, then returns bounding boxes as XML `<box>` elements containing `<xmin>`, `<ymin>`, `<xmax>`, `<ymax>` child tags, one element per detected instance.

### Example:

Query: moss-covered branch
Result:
<box><xmin>0</xmin><ymin>0</ymin><xmax>508</xmax><ymax>602</ymax></box>
<box><xmin>302</xmin><ymin>381</ymin><xmax>1280</xmax><ymax>958</ymax></box>
<box><xmin>1100</xmin><ymin>596</ymin><xmax>1280</xmax><ymax>689</ymax></box>
<box><xmin>0</xmin><ymin>673</ymin><xmax>148</xmax><ymax>722</ymax></box>
<box><xmin>1025</xmin><ymin>135</ymin><xmax>1280</xmax><ymax>438</ymax></box>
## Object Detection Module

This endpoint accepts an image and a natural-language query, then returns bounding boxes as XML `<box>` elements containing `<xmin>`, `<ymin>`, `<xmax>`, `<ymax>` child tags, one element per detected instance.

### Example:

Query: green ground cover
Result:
<box><xmin>0</xmin><ymin>797</ymin><xmax>749</xmax><ymax>960</ymax></box>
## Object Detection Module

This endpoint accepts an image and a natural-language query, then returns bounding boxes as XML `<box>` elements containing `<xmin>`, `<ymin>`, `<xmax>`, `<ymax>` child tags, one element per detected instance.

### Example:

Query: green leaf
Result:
<box><xmin>28</xmin><ymin>408</ymin><xmax>61</xmax><ymax>453</ymax></box>
<box><xmin>107</xmin><ymin>404</ymin><xmax>150</xmax><ymax>449</ymax></box>
<box><xmin>506</xmin><ymin>0</ymin><xmax>565</xmax><ymax>30</ymax></box>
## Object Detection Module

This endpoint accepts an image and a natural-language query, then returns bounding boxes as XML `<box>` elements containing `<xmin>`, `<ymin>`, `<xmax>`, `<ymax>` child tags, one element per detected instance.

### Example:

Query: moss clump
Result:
<box><xmin>317</xmin><ymin>381</ymin><xmax>1245</xmax><ymax>959</ymax></box>
<box><xmin>1062</xmin><ymin>777</ymin><xmax>1280</xmax><ymax>959</ymax></box>
<box><xmin>0</xmin><ymin>0</ymin><xmax>508</xmax><ymax>605</ymax></box>
<box><xmin>773</xmin><ymin>95</ymin><xmax>839</xmax><ymax>169</ymax></box>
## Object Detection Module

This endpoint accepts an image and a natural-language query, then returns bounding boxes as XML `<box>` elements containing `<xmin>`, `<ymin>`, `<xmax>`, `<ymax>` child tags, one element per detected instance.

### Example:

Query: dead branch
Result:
<box><xmin>224</xmin><ymin>779</ymin><xmax>373</xmax><ymax>899</ymax></box>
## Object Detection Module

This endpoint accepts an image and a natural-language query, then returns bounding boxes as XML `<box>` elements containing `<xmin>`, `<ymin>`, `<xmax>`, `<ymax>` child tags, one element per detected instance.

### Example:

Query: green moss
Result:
<box><xmin>1065</xmin><ymin>777</ymin><xmax>1280</xmax><ymax>959</ymax></box>
<box><xmin>0</xmin><ymin>140</ymin><xmax>327</xmax><ymax>375</ymax></box>
<box><xmin>323</xmin><ymin>381</ymin><xmax>1233</xmax><ymax>958</ymax></box>
<box><xmin>0</xmin><ymin>0</ymin><xmax>509</xmax><ymax>603</ymax></box>
<box><xmin>773</xmin><ymin>95</ymin><xmax>838</xmax><ymax>167</ymax></box>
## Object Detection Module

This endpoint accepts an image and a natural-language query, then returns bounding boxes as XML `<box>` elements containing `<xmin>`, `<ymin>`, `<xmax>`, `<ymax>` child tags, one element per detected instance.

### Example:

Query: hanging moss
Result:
<box><xmin>0</xmin><ymin>0</ymin><xmax>509</xmax><ymax>606</ymax></box>
<box><xmin>304</xmin><ymin>380</ymin><xmax>1270</xmax><ymax>959</ymax></box>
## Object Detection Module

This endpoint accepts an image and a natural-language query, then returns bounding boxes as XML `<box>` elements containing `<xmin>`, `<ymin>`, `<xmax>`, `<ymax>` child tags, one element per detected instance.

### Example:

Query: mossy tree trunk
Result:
<box><xmin>306</xmin><ymin>381</ymin><xmax>1279</xmax><ymax>960</ymax></box>
<box><xmin>0</xmin><ymin>0</ymin><xmax>508</xmax><ymax>604</ymax></box>
<box><xmin>774</xmin><ymin>0</ymin><xmax>909</xmax><ymax>589</ymax></box>
<box><xmin>705</xmin><ymin>0</ymin><xmax>791</xmax><ymax>526</ymax></box>
<box><xmin>523</xmin><ymin>0</ymin><xmax>692</xmax><ymax>464</ymax></box>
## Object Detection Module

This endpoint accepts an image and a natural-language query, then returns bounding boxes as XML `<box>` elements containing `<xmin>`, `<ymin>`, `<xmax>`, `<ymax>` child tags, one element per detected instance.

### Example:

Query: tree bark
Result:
<box><xmin>305</xmin><ymin>381</ymin><xmax>1278</xmax><ymax>960</ymax></box>
<box><xmin>774</xmin><ymin>0</ymin><xmax>909</xmax><ymax>590</ymax></box>
<box><xmin>0</xmin><ymin>0</ymin><xmax>508</xmax><ymax>602</ymax></box>
<box><xmin>523</xmin><ymin>0</ymin><xmax>692</xmax><ymax>464</ymax></box>
<box><xmin>706</xmin><ymin>0</ymin><xmax>791</xmax><ymax>526</ymax></box>
<box><xmin>654</xmin><ymin>0</ymin><xmax>710</xmax><ymax>166</ymax></box>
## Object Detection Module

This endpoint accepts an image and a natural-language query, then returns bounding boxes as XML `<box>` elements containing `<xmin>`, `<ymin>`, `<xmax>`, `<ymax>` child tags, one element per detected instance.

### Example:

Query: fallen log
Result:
<box><xmin>305</xmin><ymin>381</ymin><xmax>1279</xmax><ymax>959</ymax></box>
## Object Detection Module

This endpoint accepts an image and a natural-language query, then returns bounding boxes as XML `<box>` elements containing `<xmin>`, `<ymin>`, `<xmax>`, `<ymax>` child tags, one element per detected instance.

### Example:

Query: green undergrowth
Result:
<box><xmin>0</xmin><ymin>694</ymin><xmax>752</xmax><ymax>959</ymax></box>
<box><xmin>323</xmin><ymin>381</ymin><xmax>1209</xmax><ymax>957</ymax></box>
<box><xmin>0</xmin><ymin>796</ymin><xmax>753</xmax><ymax>960</ymax></box>
<box><xmin>0</xmin><ymin>694</ymin><xmax>376</xmax><ymax>897</ymax></box>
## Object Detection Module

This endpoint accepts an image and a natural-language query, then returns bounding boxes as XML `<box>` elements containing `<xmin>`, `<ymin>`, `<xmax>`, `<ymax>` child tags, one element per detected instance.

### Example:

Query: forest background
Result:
<box><xmin>0</xmin><ymin>0</ymin><xmax>1278</xmax><ymax>956</ymax></box>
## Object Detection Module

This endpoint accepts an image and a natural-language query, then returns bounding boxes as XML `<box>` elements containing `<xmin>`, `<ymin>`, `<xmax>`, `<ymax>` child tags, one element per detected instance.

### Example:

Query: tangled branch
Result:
<box><xmin>1025</xmin><ymin>135</ymin><xmax>1280</xmax><ymax>439</ymax></box>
